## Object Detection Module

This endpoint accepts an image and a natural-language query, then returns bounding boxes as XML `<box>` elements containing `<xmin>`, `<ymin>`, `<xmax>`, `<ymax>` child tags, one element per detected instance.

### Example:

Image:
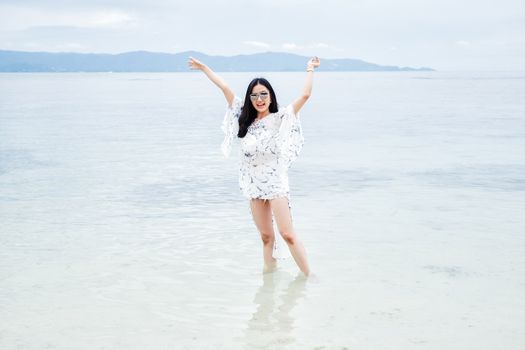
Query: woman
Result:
<box><xmin>188</xmin><ymin>56</ymin><xmax>320</xmax><ymax>276</ymax></box>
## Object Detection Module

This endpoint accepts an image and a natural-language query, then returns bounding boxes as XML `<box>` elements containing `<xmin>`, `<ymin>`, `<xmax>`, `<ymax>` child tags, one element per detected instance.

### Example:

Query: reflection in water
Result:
<box><xmin>239</xmin><ymin>271</ymin><xmax>307</xmax><ymax>349</ymax></box>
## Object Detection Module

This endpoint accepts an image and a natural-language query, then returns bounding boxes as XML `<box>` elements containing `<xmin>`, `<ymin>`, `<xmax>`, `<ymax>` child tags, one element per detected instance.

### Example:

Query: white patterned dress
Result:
<box><xmin>221</xmin><ymin>95</ymin><xmax>305</xmax><ymax>200</ymax></box>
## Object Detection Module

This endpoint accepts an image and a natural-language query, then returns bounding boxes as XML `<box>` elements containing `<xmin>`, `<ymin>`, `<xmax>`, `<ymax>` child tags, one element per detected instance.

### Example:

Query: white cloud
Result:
<box><xmin>0</xmin><ymin>6</ymin><xmax>136</xmax><ymax>31</ymax></box>
<box><xmin>242</xmin><ymin>41</ymin><xmax>271</xmax><ymax>48</ymax></box>
<box><xmin>312</xmin><ymin>43</ymin><xmax>330</xmax><ymax>48</ymax></box>
<box><xmin>87</xmin><ymin>11</ymin><xmax>135</xmax><ymax>28</ymax></box>
<box><xmin>455</xmin><ymin>40</ymin><xmax>471</xmax><ymax>47</ymax></box>
<box><xmin>282</xmin><ymin>43</ymin><xmax>302</xmax><ymax>50</ymax></box>
<box><xmin>57</xmin><ymin>42</ymin><xmax>90</xmax><ymax>50</ymax></box>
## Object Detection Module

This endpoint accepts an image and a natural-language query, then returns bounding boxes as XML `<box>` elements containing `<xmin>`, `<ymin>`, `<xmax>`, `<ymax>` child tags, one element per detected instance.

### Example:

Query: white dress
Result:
<box><xmin>221</xmin><ymin>96</ymin><xmax>304</xmax><ymax>200</ymax></box>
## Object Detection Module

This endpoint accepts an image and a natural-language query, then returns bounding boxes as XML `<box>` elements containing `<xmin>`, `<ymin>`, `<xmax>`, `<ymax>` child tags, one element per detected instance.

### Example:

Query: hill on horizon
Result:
<box><xmin>0</xmin><ymin>49</ymin><xmax>434</xmax><ymax>72</ymax></box>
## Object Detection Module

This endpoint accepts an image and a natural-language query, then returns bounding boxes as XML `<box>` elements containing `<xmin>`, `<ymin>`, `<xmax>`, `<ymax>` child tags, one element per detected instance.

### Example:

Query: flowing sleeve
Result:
<box><xmin>277</xmin><ymin>104</ymin><xmax>305</xmax><ymax>168</ymax></box>
<box><xmin>221</xmin><ymin>96</ymin><xmax>242</xmax><ymax>158</ymax></box>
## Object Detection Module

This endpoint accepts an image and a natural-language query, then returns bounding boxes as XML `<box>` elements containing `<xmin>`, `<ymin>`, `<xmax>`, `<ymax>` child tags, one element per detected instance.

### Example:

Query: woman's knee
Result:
<box><xmin>279</xmin><ymin>229</ymin><xmax>296</xmax><ymax>245</ymax></box>
<box><xmin>260</xmin><ymin>230</ymin><xmax>275</xmax><ymax>245</ymax></box>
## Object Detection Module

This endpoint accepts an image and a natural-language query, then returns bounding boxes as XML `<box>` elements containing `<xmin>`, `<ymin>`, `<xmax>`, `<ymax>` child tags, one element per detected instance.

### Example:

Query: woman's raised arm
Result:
<box><xmin>188</xmin><ymin>56</ymin><xmax>235</xmax><ymax>107</ymax></box>
<box><xmin>291</xmin><ymin>56</ymin><xmax>321</xmax><ymax>114</ymax></box>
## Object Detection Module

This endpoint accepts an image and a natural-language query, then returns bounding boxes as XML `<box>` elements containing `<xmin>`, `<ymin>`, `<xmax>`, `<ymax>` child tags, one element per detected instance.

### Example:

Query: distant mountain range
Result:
<box><xmin>0</xmin><ymin>50</ymin><xmax>434</xmax><ymax>72</ymax></box>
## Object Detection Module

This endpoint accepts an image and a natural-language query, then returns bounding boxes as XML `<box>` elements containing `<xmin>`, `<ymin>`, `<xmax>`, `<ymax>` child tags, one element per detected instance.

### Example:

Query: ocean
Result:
<box><xmin>1</xmin><ymin>71</ymin><xmax>524</xmax><ymax>349</ymax></box>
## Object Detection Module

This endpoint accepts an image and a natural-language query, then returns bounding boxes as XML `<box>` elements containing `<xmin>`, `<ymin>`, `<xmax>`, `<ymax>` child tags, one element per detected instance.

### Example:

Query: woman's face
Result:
<box><xmin>250</xmin><ymin>84</ymin><xmax>271</xmax><ymax>113</ymax></box>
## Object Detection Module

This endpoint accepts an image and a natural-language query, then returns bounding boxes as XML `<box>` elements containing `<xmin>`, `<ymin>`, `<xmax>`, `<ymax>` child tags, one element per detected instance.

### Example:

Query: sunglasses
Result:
<box><xmin>249</xmin><ymin>91</ymin><xmax>270</xmax><ymax>101</ymax></box>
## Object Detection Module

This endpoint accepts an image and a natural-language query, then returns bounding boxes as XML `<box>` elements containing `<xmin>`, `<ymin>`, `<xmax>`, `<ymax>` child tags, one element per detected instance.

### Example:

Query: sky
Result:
<box><xmin>0</xmin><ymin>0</ymin><xmax>524</xmax><ymax>71</ymax></box>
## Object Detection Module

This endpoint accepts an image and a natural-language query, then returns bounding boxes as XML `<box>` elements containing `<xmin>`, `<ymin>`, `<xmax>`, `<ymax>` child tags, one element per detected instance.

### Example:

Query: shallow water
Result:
<box><xmin>1</xmin><ymin>71</ymin><xmax>524</xmax><ymax>349</ymax></box>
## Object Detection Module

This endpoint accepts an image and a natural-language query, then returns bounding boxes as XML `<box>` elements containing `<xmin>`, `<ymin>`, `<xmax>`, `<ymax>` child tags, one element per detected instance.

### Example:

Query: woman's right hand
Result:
<box><xmin>188</xmin><ymin>56</ymin><xmax>206</xmax><ymax>71</ymax></box>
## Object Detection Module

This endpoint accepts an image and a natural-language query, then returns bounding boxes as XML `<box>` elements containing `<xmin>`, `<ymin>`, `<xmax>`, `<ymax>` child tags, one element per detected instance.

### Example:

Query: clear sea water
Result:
<box><xmin>1</xmin><ymin>71</ymin><xmax>524</xmax><ymax>349</ymax></box>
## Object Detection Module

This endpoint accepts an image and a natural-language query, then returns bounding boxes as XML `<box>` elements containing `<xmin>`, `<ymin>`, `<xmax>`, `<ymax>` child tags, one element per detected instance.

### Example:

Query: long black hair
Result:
<box><xmin>237</xmin><ymin>77</ymin><xmax>279</xmax><ymax>138</ymax></box>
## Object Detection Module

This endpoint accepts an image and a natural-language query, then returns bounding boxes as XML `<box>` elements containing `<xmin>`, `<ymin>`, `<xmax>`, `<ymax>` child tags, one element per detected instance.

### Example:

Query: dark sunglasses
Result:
<box><xmin>250</xmin><ymin>92</ymin><xmax>270</xmax><ymax>101</ymax></box>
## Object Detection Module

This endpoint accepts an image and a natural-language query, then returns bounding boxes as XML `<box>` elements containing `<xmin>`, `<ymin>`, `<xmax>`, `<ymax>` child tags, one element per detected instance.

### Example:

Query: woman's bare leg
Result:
<box><xmin>250</xmin><ymin>199</ymin><xmax>277</xmax><ymax>272</ymax></box>
<box><xmin>270</xmin><ymin>197</ymin><xmax>310</xmax><ymax>276</ymax></box>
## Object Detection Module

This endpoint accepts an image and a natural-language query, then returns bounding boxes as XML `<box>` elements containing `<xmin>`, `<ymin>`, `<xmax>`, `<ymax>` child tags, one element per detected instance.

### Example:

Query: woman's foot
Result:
<box><xmin>262</xmin><ymin>261</ymin><xmax>277</xmax><ymax>274</ymax></box>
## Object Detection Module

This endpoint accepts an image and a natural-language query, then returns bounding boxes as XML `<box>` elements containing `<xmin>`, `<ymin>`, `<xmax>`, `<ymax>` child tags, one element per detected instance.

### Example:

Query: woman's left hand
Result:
<box><xmin>307</xmin><ymin>56</ymin><xmax>321</xmax><ymax>69</ymax></box>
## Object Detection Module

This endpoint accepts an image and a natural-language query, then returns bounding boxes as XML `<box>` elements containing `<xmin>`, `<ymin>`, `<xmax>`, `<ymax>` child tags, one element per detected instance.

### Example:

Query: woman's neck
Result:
<box><xmin>257</xmin><ymin>110</ymin><xmax>270</xmax><ymax>119</ymax></box>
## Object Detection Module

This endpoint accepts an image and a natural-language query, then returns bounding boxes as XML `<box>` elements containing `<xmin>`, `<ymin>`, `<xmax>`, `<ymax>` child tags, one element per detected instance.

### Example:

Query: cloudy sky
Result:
<box><xmin>1</xmin><ymin>0</ymin><xmax>524</xmax><ymax>70</ymax></box>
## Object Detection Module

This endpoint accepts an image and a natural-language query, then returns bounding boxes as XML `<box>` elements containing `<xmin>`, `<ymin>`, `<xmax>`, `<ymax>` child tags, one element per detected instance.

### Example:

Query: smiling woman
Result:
<box><xmin>237</xmin><ymin>78</ymin><xmax>279</xmax><ymax>138</ymax></box>
<box><xmin>188</xmin><ymin>55</ymin><xmax>320</xmax><ymax>277</ymax></box>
